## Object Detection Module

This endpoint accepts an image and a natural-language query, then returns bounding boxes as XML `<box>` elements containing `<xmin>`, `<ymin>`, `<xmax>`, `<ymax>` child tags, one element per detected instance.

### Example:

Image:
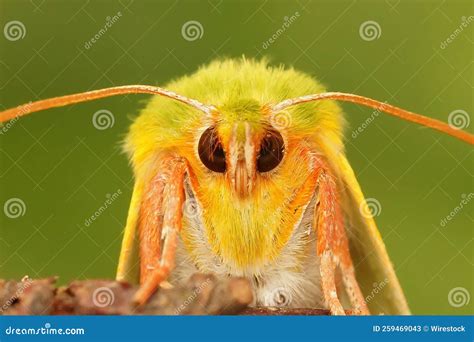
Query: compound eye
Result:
<box><xmin>198</xmin><ymin>127</ymin><xmax>226</xmax><ymax>173</ymax></box>
<box><xmin>257</xmin><ymin>130</ymin><xmax>285</xmax><ymax>173</ymax></box>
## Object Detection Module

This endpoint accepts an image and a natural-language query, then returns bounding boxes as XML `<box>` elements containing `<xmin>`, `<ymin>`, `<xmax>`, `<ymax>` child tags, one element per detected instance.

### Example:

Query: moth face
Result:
<box><xmin>197</xmin><ymin>122</ymin><xmax>285</xmax><ymax>198</ymax></box>
<box><xmin>189</xmin><ymin>114</ymin><xmax>312</xmax><ymax>270</ymax></box>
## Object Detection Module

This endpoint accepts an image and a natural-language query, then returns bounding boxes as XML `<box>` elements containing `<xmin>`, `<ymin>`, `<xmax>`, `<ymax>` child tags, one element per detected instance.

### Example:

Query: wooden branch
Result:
<box><xmin>0</xmin><ymin>274</ymin><xmax>252</xmax><ymax>315</ymax></box>
<box><xmin>241</xmin><ymin>307</ymin><xmax>354</xmax><ymax>315</ymax></box>
<box><xmin>0</xmin><ymin>275</ymin><xmax>339</xmax><ymax>315</ymax></box>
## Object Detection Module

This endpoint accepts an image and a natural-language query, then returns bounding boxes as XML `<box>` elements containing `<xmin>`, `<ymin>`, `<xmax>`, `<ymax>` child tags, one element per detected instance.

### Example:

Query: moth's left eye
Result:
<box><xmin>198</xmin><ymin>127</ymin><xmax>226</xmax><ymax>173</ymax></box>
<box><xmin>257</xmin><ymin>130</ymin><xmax>285</xmax><ymax>173</ymax></box>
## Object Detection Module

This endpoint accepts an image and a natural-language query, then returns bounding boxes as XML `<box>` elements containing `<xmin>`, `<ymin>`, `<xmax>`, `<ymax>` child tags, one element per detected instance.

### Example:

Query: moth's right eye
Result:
<box><xmin>198</xmin><ymin>127</ymin><xmax>226</xmax><ymax>173</ymax></box>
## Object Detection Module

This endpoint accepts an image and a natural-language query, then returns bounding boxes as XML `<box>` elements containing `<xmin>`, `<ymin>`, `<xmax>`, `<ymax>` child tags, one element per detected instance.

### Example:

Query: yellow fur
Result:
<box><xmin>124</xmin><ymin>58</ymin><xmax>343</xmax><ymax>271</ymax></box>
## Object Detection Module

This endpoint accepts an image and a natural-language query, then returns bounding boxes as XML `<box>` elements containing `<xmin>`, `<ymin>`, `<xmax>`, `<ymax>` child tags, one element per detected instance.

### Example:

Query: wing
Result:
<box><xmin>116</xmin><ymin>178</ymin><xmax>143</xmax><ymax>284</ymax></box>
<box><xmin>336</xmin><ymin>154</ymin><xmax>410</xmax><ymax>315</ymax></box>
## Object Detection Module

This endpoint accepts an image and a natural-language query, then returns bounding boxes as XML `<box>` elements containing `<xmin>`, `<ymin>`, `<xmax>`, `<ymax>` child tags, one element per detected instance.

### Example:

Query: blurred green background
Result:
<box><xmin>0</xmin><ymin>0</ymin><xmax>472</xmax><ymax>314</ymax></box>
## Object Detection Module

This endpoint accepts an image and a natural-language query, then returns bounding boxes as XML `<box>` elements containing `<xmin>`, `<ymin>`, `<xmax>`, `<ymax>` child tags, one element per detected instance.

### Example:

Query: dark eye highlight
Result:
<box><xmin>257</xmin><ymin>130</ymin><xmax>285</xmax><ymax>173</ymax></box>
<box><xmin>198</xmin><ymin>127</ymin><xmax>226</xmax><ymax>173</ymax></box>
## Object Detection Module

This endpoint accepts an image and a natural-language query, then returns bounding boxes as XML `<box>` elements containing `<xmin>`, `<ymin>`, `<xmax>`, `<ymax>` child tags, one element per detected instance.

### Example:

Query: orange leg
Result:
<box><xmin>313</xmin><ymin>159</ymin><xmax>369</xmax><ymax>315</ymax></box>
<box><xmin>134</xmin><ymin>156</ymin><xmax>186</xmax><ymax>305</ymax></box>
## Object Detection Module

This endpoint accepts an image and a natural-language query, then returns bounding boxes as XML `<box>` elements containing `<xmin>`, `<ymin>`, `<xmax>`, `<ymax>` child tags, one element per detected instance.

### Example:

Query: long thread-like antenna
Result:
<box><xmin>1</xmin><ymin>86</ymin><xmax>472</xmax><ymax>145</ymax></box>
<box><xmin>272</xmin><ymin>92</ymin><xmax>473</xmax><ymax>145</ymax></box>
<box><xmin>0</xmin><ymin>85</ymin><xmax>215</xmax><ymax>123</ymax></box>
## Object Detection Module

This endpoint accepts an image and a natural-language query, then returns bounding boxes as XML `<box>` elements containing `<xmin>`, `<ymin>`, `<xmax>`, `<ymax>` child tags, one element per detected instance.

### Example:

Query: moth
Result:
<box><xmin>1</xmin><ymin>59</ymin><xmax>472</xmax><ymax>315</ymax></box>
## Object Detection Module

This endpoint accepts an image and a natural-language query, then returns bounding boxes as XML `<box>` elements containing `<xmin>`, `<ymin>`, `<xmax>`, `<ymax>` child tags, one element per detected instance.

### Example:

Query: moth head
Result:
<box><xmin>123</xmin><ymin>61</ymin><xmax>349</xmax><ymax>202</ymax></box>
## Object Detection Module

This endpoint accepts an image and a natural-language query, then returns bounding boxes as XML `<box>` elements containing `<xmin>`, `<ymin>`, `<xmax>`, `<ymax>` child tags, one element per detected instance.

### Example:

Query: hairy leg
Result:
<box><xmin>134</xmin><ymin>156</ymin><xmax>186</xmax><ymax>305</ymax></box>
<box><xmin>313</xmin><ymin>158</ymin><xmax>369</xmax><ymax>315</ymax></box>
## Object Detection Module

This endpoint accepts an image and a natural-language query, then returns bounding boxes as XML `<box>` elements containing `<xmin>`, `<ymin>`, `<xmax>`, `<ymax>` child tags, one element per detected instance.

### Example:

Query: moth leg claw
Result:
<box><xmin>320</xmin><ymin>251</ymin><xmax>345</xmax><ymax>315</ymax></box>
